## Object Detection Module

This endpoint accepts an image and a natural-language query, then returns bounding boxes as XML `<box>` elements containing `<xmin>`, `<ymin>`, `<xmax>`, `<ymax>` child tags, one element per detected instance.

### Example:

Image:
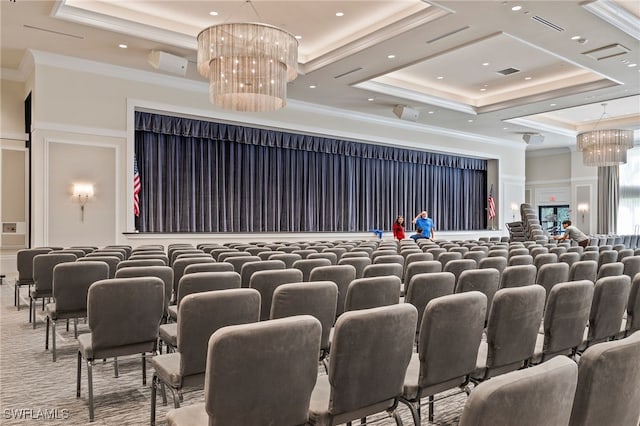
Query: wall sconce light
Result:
<box><xmin>511</xmin><ymin>203</ymin><xmax>519</xmax><ymax>221</ymax></box>
<box><xmin>72</xmin><ymin>183</ymin><xmax>94</xmax><ymax>221</ymax></box>
<box><xmin>578</xmin><ymin>203</ymin><xmax>589</xmax><ymax>222</ymax></box>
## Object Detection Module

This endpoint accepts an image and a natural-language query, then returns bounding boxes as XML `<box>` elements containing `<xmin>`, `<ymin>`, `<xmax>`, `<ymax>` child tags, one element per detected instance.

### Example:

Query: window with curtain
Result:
<box><xmin>618</xmin><ymin>146</ymin><xmax>640</xmax><ymax>235</ymax></box>
<box><xmin>134</xmin><ymin>111</ymin><xmax>488</xmax><ymax>233</ymax></box>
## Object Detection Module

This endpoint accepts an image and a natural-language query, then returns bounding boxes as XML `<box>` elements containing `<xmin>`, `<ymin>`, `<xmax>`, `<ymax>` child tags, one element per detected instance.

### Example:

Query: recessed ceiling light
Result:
<box><xmin>209</xmin><ymin>11</ymin><xmax>218</xmax><ymax>16</ymax></box>
<box><xmin>387</xmin><ymin>54</ymin><xmax>395</xmax><ymax>59</ymax></box>
<box><xmin>335</xmin><ymin>12</ymin><xmax>344</xmax><ymax>17</ymax></box>
<box><xmin>511</xmin><ymin>5</ymin><xmax>522</xmax><ymax>11</ymax></box>
<box><xmin>483</xmin><ymin>84</ymin><xmax>489</xmax><ymax>87</ymax></box>
<box><xmin>295</xmin><ymin>35</ymin><xmax>302</xmax><ymax>40</ymax></box>
<box><xmin>428</xmin><ymin>111</ymin><xmax>435</xmax><ymax>114</ymax></box>
<box><xmin>367</xmin><ymin>98</ymin><xmax>374</xmax><ymax>102</ymax></box>
<box><xmin>436</xmin><ymin>76</ymin><xmax>444</xmax><ymax>80</ymax></box>
<box><xmin>468</xmin><ymin>119</ymin><xmax>474</xmax><ymax>123</ymax></box>
<box><xmin>480</xmin><ymin>88</ymin><xmax>487</xmax><ymax>92</ymax></box>
<box><xmin>309</xmin><ymin>85</ymin><xmax>317</xmax><ymax>89</ymax></box>
<box><xmin>524</xmin><ymin>76</ymin><xmax>532</xmax><ymax>80</ymax></box>
<box><xmin>118</xmin><ymin>43</ymin><xmax>128</xmax><ymax>49</ymax></box>
<box><xmin>571</xmin><ymin>35</ymin><xmax>581</xmax><ymax>40</ymax></box>
<box><xmin>628</xmin><ymin>63</ymin><xmax>637</xmax><ymax>67</ymax></box>
<box><xmin>550</xmin><ymin>103</ymin><xmax>557</xmax><ymax>106</ymax></box>
<box><xmin>503</xmin><ymin>127</ymin><xmax>509</xmax><ymax>130</ymax></box>
<box><xmin>482</xmin><ymin>62</ymin><xmax>490</xmax><ymax>66</ymax></box>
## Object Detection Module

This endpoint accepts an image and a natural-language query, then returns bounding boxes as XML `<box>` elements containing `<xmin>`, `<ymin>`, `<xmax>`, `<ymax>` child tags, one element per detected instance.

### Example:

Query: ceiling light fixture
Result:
<box><xmin>576</xmin><ymin>103</ymin><xmax>634</xmax><ymax>167</ymax></box>
<box><xmin>197</xmin><ymin>9</ymin><xmax>298</xmax><ymax>112</ymax></box>
<box><xmin>511</xmin><ymin>5</ymin><xmax>522</xmax><ymax>11</ymax></box>
<box><xmin>336</xmin><ymin>12</ymin><xmax>344</xmax><ymax>17</ymax></box>
<box><xmin>118</xmin><ymin>43</ymin><xmax>128</xmax><ymax>49</ymax></box>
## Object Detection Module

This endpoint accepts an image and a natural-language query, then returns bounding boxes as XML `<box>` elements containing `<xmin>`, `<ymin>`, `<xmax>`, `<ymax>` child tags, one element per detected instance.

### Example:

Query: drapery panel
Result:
<box><xmin>134</xmin><ymin>112</ymin><xmax>487</xmax><ymax>233</ymax></box>
<box><xmin>597</xmin><ymin>165</ymin><xmax>619</xmax><ymax>234</ymax></box>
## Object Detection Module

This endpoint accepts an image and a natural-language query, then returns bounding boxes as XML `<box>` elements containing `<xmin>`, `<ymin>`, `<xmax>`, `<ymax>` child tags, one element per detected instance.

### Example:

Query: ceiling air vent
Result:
<box><xmin>496</xmin><ymin>67</ymin><xmax>520</xmax><ymax>76</ymax></box>
<box><xmin>333</xmin><ymin>67</ymin><xmax>363</xmax><ymax>79</ymax></box>
<box><xmin>531</xmin><ymin>15</ymin><xmax>565</xmax><ymax>32</ymax></box>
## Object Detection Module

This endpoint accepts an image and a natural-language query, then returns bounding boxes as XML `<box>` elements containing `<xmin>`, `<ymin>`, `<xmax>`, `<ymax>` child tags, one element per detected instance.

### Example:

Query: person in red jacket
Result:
<box><xmin>392</xmin><ymin>216</ymin><xmax>406</xmax><ymax>241</ymax></box>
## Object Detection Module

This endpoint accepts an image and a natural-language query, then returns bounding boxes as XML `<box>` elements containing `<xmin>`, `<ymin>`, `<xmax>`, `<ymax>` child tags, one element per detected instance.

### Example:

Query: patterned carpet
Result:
<box><xmin>0</xmin><ymin>280</ymin><xmax>466</xmax><ymax>426</ymax></box>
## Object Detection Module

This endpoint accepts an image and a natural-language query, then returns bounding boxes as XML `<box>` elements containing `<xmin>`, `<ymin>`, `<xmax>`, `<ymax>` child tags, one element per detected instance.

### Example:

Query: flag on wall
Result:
<box><xmin>488</xmin><ymin>184</ymin><xmax>496</xmax><ymax>220</ymax></box>
<box><xmin>133</xmin><ymin>155</ymin><xmax>141</xmax><ymax>217</ymax></box>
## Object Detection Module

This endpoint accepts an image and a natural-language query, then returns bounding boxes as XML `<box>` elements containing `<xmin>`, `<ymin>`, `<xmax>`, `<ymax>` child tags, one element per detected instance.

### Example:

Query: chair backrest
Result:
<box><xmin>597</xmin><ymin>250</ymin><xmax>619</xmax><ymax>270</ymax></box>
<box><xmin>478</xmin><ymin>256</ymin><xmax>507</xmax><ymax>275</ymax></box>
<box><xmin>53</xmin><ymin>261</ymin><xmax>109</xmax><ymax>313</ymax></box>
<box><xmin>240</xmin><ymin>260</ymin><xmax>286</xmax><ymax>288</ymax></box>
<box><xmin>438</xmin><ymin>252</ymin><xmax>463</xmax><ymax>269</ymax></box>
<box><xmin>362</xmin><ymin>263</ymin><xmax>403</xmax><ymax>280</ymax></box>
<box><xmin>499</xmin><ymin>264</ymin><xmax>537</xmax><ymax>288</ymax></box>
<box><xmin>87</xmin><ymin>277</ymin><xmax>164</xmax><ymax>354</ymax></box>
<box><xmin>459</xmin><ymin>356</ymin><xmax>578</xmax><ymax>426</ymax></box>
<box><xmin>328</xmin><ymin>304</ymin><xmax>417</xmax><ymax>416</ymax></box>
<box><xmin>483</xmin><ymin>285</ymin><xmax>546</xmax><ymax>378</ymax></box>
<box><xmin>559</xmin><ymin>252</ymin><xmax>580</xmax><ymax>269</ymax></box>
<box><xmin>77</xmin><ymin>256</ymin><xmax>120</xmax><ymax>278</ymax></box>
<box><xmin>418</xmin><ymin>292</ymin><xmax>487</xmax><ymax>391</ymax></box>
<box><xmin>569</xmin><ymin>260</ymin><xmax>597</xmax><ymax>282</ymax></box>
<box><xmin>33</xmin><ymin>253</ymin><xmax>78</xmax><ymax>293</ymax></box>
<box><xmin>267</xmin><ymin>253</ymin><xmax>302</xmax><ymax>268</ymax></box>
<box><xmin>507</xmin><ymin>254</ymin><xmax>533</xmax><ymax>266</ymax></box>
<box><xmin>17</xmin><ymin>248</ymin><xmax>53</xmax><ymax>283</ymax></box>
<box><xmin>223</xmin><ymin>256</ymin><xmax>262</xmax><ymax>273</ymax></box>
<box><xmin>617</xmin><ymin>249</ymin><xmax>634</xmax><ymax>262</ymax></box>
<box><xmin>456</xmin><ymin>268</ymin><xmax>500</xmax><ymax>323</ymax></box>
<box><xmin>184</xmin><ymin>262</ymin><xmax>234</xmax><ymax>274</ymax></box>
<box><xmin>621</xmin><ymin>255</ymin><xmax>640</xmax><ymax>281</ymax></box>
<box><xmin>178</xmin><ymin>288</ymin><xmax>261</xmax><ymax>378</ymax></box>
<box><xmin>292</xmin><ymin>258</ymin><xmax>333</xmax><ymax>281</ymax></box>
<box><xmin>345</xmin><ymin>276</ymin><xmax>401</xmax><ymax>312</ymax></box>
<box><xmin>569</xmin><ymin>331</ymin><xmax>640</xmax><ymax>426</ymax></box>
<box><xmin>87</xmin><ymin>250</ymin><xmax>125</xmax><ymax>261</ymax></box>
<box><xmin>337</xmin><ymin>257</ymin><xmax>371</xmax><ymax>279</ymax></box>
<box><xmin>309</xmin><ymin>265</ymin><xmax>356</xmax><ymax>318</ymax></box>
<box><xmin>536</xmin><ymin>262</ymin><xmax>570</xmax><ymax>300</ymax></box>
<box><xmin>596</xmin><ymin>262</ymin><xmax>624</xmax><ymax>279</ymax></box>
<box><xmin>177</xmin><ymin>271</ymin><xmax>241</xmax><ymax>308</ymax></box>
<box><xmin>172</xmin><ymin>257</ymin><xmax>216</xmax><ymax>295</ymax></box>
<box><xmin>405</xmin><ymin>272</ymin><xmax>455</xmax><ymax>331</ymax></box>
<box><xmin>627</xmin><ymin>274</ymin><xmax>640</xmax><ymax>334</ymax></box>
<box><xmin>116</xmin><ymin>259</ymin><xmax>166</xmax><ymax>270</ymax></box>
<box><xmin>533</xmin><ymin>253</ymin><xmax>557</xmax><ymax>270</ymax></box>
<box><xmin>170</xmin><ymin>249</ymin><xmax>203</xmax><ymax>266</ymax></box>
<box><xmin>249</xmin><ymin>269</ymin><xmax>304</xmax><ymax>320</ymax></box>
<box><xmin>443</xmin><ymin>259</ymin><xmax>477</xmax><ymax>287</ymax></box>
<box><xmin>587</xmin><ymin>275</ymin><xmax>631</xmax><ymax>344</ymax></box>
<box><xmin>203</xmin><ymin>316</ymin><xmax>321</xmax><ymax>426</ymax></box>
<box><xmin>509</xmin><ymin>248</ymin><xmax>529</xmax><ymax>258</ymax></box>
<box><xmin>541</xmin><ymin>281</ymin><xmax>594</xmax><ymax>361</ymax></box>
<box><xmin>114</xmin><ymin>266</ymin><xmax>173</xmax><ymax>313</ymax></box>
<box><xmin>129</xmin><ymin>253</ymin><xmax>169</xmax><ymax>265</ymax></box>
<box><xmin>581</xmin><ymin>251</ymin><xmax>599</xmax><ymax>262</ymax></box>
<box><xmin>270</xmin><ymin>281</ymin><xmax>338</xmax><ymax>352</ymax></box>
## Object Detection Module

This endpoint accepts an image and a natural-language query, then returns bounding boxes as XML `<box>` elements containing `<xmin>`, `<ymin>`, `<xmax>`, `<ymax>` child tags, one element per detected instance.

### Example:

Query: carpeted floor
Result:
<box><xmin>0</xmin><ymin>280</ymin><xmax>466</xmax><ymax>426</ymax></box>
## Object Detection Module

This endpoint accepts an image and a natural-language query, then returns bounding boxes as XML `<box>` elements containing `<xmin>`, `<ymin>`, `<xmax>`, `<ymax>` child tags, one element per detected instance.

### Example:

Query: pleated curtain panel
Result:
<box><xmin>134</xmin><ymin>111</ymin><xmax>488</xmax><ymax>233</ymax></box>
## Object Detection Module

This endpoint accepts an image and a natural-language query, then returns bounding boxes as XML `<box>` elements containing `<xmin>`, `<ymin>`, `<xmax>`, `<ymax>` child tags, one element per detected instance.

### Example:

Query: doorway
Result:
<box><xmin>538</xmin><ymin>205</ymin><xmax>570</xmax><ymax>236</ymax></box>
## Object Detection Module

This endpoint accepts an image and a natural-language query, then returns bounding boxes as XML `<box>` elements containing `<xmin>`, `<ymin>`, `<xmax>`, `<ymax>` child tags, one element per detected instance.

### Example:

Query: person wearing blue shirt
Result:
<box><xmin>410</xmin><ymin>228</ymin><xmax>429</xmax><ymax>241</ymax></box>
<box><xmin>412</xmin><ymin>211</ymin><xmax>435</xmax><ymax>240</ymax></box>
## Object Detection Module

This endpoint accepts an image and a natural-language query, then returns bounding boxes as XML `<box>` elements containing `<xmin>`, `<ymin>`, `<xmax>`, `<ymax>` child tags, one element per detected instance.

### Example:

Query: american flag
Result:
<box><xmin>133</xmin><ymin>155</ymin><xmax>141</xmax><ymax>217</ymax></box>
<box><xmin>488</xmin><ymin>184</ymin><xmax>496</xmax><ymax>220</ymax></box>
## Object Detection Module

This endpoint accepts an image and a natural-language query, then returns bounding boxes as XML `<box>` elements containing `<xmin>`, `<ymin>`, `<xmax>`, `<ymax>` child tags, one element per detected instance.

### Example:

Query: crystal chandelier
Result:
<box><xmin>576</xmin><ymin>104</ymin><xmax>634</xmax><ymax>167</ymax></box>
<box><xmin>197</xmin><ymin>22</ymin><xmax>298</xmax><ymax>112</ymax></box>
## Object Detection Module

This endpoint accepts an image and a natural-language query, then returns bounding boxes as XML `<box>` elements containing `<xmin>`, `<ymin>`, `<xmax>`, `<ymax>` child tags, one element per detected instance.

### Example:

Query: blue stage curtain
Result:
<box><xmin>135</xmin><ymin>111</ymin><xmax>487</xmax><ymax>232</ymax></box>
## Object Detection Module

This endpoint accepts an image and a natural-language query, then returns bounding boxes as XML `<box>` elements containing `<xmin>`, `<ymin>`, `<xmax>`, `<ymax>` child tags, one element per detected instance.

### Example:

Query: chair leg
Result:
<box><xmin>169</xmin><ymin>387</ymin><xmax>181</xmax><ymax>409</ymax></box>
<box><xmin>114</xmin><ymin>357</ymin><xmax>119</xmax><ymax>378</ymax></box>
<box><xmin>28</xmin><ymin>297</ymin><xmax>32</xmax><ymax>322</ymax></box>
<box><xmin>45</xmin><ymin>316</ymin><xmax>50</xmax><ymax>350</ymax></box>
<box><xmin>66</xmin><ymin>319</ymin><xmax>70</xmax><ymax>332</ymax></box>
<box><xmin>52</xmin><ymin>320</ymin><xmax>57</xmax><ymax>362</ymax></box>
<box><xmin>76</xmin><ymin>352</ymin><xmax>82</xmax><ymax>398</ymax></box>
<box><xmin>74</xmin><ymin>319</ymin><xmax>78</xmax><ymax>338</ymax></box>
<box><xmin>429</xmin><ymin>395</ymin><xmax>435</xmax><ymax>422</ymax></box>
<box><xmin>14</xmin><ymin>284</ymin><xmax>18</xmax><ymax>308</ymax></box>
<box><xmin>160</xmin><ymin>383</ymin><xmax>167</xmax><ymax>405</ymax></box>
<box><xmin>398</xmin><ymin>397</ymin><xmax>420</xmax><ymax>426</ymax></box>
<box><xmin>32</xmin><ymin>299</ymin><xmax>37</xmax><ymax>329</ymax></box>
<box><xmin>87</xmin><ymin>359</ymin><xmax>95</xmax><ymax>422</ymax></box>
<box><xmin>150</xmin><ymin>374</ymin><xmax>158</xmax><ymax>426</ymax></box>
<box><xmin>142</xmin><ymin>353</ymin><xmax>147</xmax><ymax>385</ymax></box>
<box><xmin>392</xmin><ymin>410</ymin><xmax>404</xmax><ymax>426</ymax></box>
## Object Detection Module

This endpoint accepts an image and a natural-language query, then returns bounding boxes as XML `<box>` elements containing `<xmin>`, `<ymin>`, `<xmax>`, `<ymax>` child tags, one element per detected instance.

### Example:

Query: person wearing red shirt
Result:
<box><xmin>392</xmin><ymin>216</ymin><xmax>406</xmax><ymax>241</ymax></box>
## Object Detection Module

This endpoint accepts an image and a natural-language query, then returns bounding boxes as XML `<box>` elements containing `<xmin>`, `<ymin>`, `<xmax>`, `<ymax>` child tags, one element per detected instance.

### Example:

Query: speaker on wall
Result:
<box><xmin>147</xmin><ymin>50</ymin><xmax>188</xmax><ymax>76</ymax></box>
<box><xmin>393</xmin><ymin>105</ymin><xmax>420</xmax><ymax>122</ymax></box>
<box><xmin>522</xmin><ymin>133</ymin><xmax>545</xmax><ymax>145</ymax></box>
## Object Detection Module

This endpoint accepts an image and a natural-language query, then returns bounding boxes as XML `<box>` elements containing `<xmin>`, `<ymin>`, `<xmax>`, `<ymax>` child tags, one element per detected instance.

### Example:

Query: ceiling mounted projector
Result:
<box><xmin>147</xmin><ymin>50</ymin><xmax>188</xmax><ymax>76</ymax></box>
<box><xmin>522</xmin><ymin>133</ymin><xmax>545</xmax><ymax>145</ymax></box>
<box><xmin>393</xmin><ymin>105</ymin><xmax>420</xmax><ymax>122</ymax></box>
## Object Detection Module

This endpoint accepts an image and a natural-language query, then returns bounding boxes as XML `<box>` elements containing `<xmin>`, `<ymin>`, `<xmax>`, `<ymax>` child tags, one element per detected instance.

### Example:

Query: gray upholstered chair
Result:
<box><xmin>45</xmin><ymin>261</ymin><xmax>109</xmax><ymax>361</ymax></box>
<box><xmin>183</xmin><ymin>262</ymin><xmax>233</xmax><ymax>274</ymax></box>
<box><xmin>624</xmin><ymin>274</ymin><xmax>640</xmax><ymax>336</ymax></box>
<box><xmin>362</xmin><ymin>263</ymin><xmax>403</xmax><ymax>280</ymax></box>
<box><xmin>373</xmin><ymin>254</ymin><xmax>404</xmax><ymax>266</ymax></box>
<box><xmin>508</xmin><ymin>247</ymin><xmax>529</xmax><ymax>258</ymax></box>
<box><xmin>443</xmin><ymin>259</ymin><xmax>477</xmax><ymax>287</ymax></box>
<box><xmin>270</xmin><ymin>281</ymin><xmax>338</xmax><ymax>360</ymax></box>
<box><xmin>239</xmin><ymin>260</ymin><xmax>285</xmax><ymax>288</ymax></box>
<box><xmin>344</xmin><ymin>276</ymin><xmax>401</xmax><ymax>312</ymax></box>
<box><xmin>582</xmin><ymin>275</ymin><xmax>631</xmax><ymax>349</ymax></box>
<box><xmin>116</xmin><ymin>259</ymin><xmax>166</xmax><ymax>269</ymax></box>
<box><xmin>87</xmin><ymin>250</ymin><xmax>125</xmax><ymax>261</ymax></box>
<box><xmin>569</xmin><ymin>331</ymin><xmax>640</xmax><ymax>426</ymax></box>
<box><xmin>472</xmin><ymin>285</ymin><xmax>545</xmax><ymax>382</ymax></box>
<box><xmin>533</xmin><ymin>253</ymin><xmax>557</xmax><ymax>270</ymax></box>
<box><xmin>115</xmin><ymin>266</ymin><xmax>173</xmax><ymax>321</ymax></box>
<box><xmin>596</xmin><ymin>261</ymin><xmax>624</xmax><ymax>279</ymax></box>
<box><xmin>307</xmin><ymin>304</ymin><xmax>417</xmax><ymax>426</ymax></box>
<box><xmin>15</xmin><ymin>248</ymin><xmax>52</xmax><ymax>309</ymax></box>
<box><xmin>499</xmin><ymin>264</ymin><xmax>537</xmax><ymax>288</ymax></box>
<box><xmin>478</xmin><ymin>256</ymin><xmax>507</xmax><ymax>275</ymax></box>
<box><xmin>622</xmin><ymin>255</ymin><xmax>640</xmax><ymax>281</ymax></box>
<box><xmin>569</xmin><ymin>260</ymin><xmax>598</xmax><ymax>282</ymax></box>
<box><xmin>76</xmin><ymin>277</ymin><xmax>164</xmax><ymax>422</ymax></box>
<box><xmin>508</xmin><ymin>254</ymin><xmax>533</xmax><ymax>266</ymax></box>
<box><xmin>559</xmin><ymin>252</ymin><xmax>581</xmax><ymax>269</ymax></box>
<box><xmin>337</xmin><ymin>257</ymin><xmax>371</xmax><ymax>279</ymax></box>
<box><xmin>30</xmin><ymin>252</ymin><xmax>78</xmax><ymax>327</ymax></box>
<box><xmin>165</xmin><ymin>315</ymin><xmax>322</xmax><ymax>426</ymax></box>
<box><xmin>77</xmin><ymin>256</ymin><xmax>120</xmax><ymax>278</ymax></box>
<box><xmin>293</xmin><ymin>249</ymin><xmax>320</xmax><ymax>259</ymax></box>
<box><xmin>371</xmin><ymin>249</ymin><xmax>397</xmax><ymax>262</ymax></box>
<box><xmin>581</xmin><ymin>251</ymin><xmax>600</xmax><ymax>262</ymax></box>
<box><xmin>463</xmin><ymin>250</ymin><xmax>487</xmax><ymax>265</ymax></box>
<box><xmin>309</xmin><ymin>265</ymin><xmax>356</xmax><ymax>318</ymax></box>
<box><xmin>169</xmin><ymin>249</ymin><xmax>203</xmax><ymax>266</ymax></box>
<box><xmin>533</xmin><ymin>280</ymin><xmax>594</xmax><ymax>363</ymax></box>
<box><xmin>404</xmin><ymin>260</ymin><xmax>442</xmax><ymax>285</ymax></box>
<box><xmin>209</xmin><ymin>248</ymin><xmax>238</xmax><ymax>261</ymax></box>
<box><xmin>150</xmin><ymin>289</ymin><xmax>261</xmax><ymax>425</ymax></box>
<box><xmin>400</xmin><ymin>292</ymin><xmax>486</xmax><ymax>424</ymax></box>
<box><xmin>597</xmin><ymin>249</ymin><xmax>619</xmax><ymax>270</ymax></box>
<box><xmin>340</xmin><ymin>251</ymin><xmax>370</xmax><ymax>259</ymax></box>
<box><xmin>426</xmin><ymin>247</ymin><xmax>446</xmax><ymax>259</ymax></box>
<box><xmin>459</xmin><ymin>356</ymin><xmax>578</xmax><ymax>426</ymax></box>
<box><xmin>405</xmin><ymin>272</ymin><xmax>455</xmax><ymax>341</ymax></box>
<box><xmin>104</xmin><ymin>245</ymin><xmax>132</xmax><ymax>259</ymax></box>
<box><xmin>129</xmin><ymin>253</ymin><xmax>169</xmax><ymax>265</ymax></box>
<box><xmin>536</xmin><ymin>262</ymin><xmax>570</xmax><ymax>301</ymax></box>
<box><xmin>617</xmin><ymin>248</ymin><xmax>634</xmax><ymax>262</ymax></box>
<box><xmin>267</xmin><ymin>252</ymin><xmax>302</xmax><ymax>267</ymax></box>
<box><xmin>171</xmin><ymin>257</ymin><xmax>216</xmax><ymax>303</ymax></box>
<box><xmin>222</xmin><ymin>255</ymin><xmax>262</xmax><ymax>273</ymax></box>
<box><xmin>308</xmin><ymin>252</ymin><xmax>338</xmax><ymax>265</ymax></box>
<box><xmin>456</xmin><ymin>268</ymin><xmax>500</xmax><ymax>323</ymax></box>
<box><xmin>293</xmin><ymin>258</ymin><xmax>333</xmax><ymax>281</ymax></box>
<box><xmin>249</xmin><ymin>268</ymin><xmax>304</xmax><ymax>320</ymax></box>
<box><xmin>437</xmin><ymin>251</ymin><xmax>463</xmax><ymax>270</ymax></box>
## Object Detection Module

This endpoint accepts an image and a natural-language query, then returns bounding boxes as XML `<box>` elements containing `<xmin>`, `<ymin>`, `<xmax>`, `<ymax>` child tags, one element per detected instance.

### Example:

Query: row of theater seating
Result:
<box><xmin>11</xmin><ymin>239</ymin><xmax>640</xmax><ymax>424</ymax></box>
